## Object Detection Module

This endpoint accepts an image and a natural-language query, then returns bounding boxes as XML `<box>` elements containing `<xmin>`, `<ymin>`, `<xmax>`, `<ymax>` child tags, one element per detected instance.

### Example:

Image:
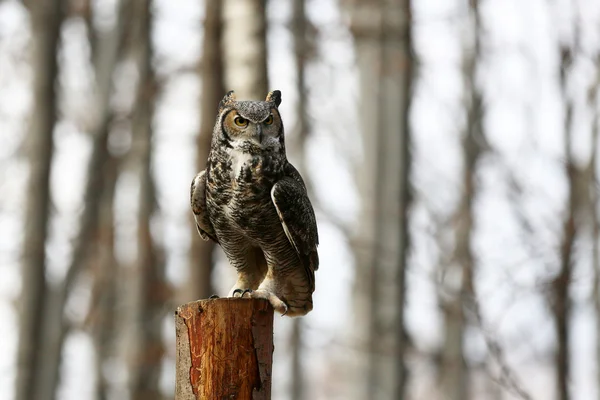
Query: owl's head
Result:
<box><xmin>214</xmin><ymin>90</ymin><xmax>285</xmax><ymax>154</ymax></box>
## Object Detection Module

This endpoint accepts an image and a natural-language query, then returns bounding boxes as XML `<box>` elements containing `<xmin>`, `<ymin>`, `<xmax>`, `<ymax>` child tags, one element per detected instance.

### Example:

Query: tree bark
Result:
<box><xmin>81</xmin><ymin>8</ymin><xmax>122</xmax><ymax>400</ymax></box>
<box><xmin>393</xmin><ymin>0</ymin><xmax>412</xmax><ymax>394</ymax></box>
<box><xmin>591</xmin><ymin>57</ymin><xmax>600</xmax><ymax>400</ymax></box>
<box><xmin>16</xmin><ymin>1</ymin><xmax>63</xmax><ymax>400</ymax></box>
<box><xmin>129</xmin><ymin>1</ymin><xmax>166</xmax><ymax>398</ymax></box>
<box><xmin>31</xmin><ymin>1</ymin><xmax>129</xmax><ymax>398</ymax></box>
<box><xmin>187</xmin><ymin>0</ymin><xmax>225</xmax><ymax>302</ymax></box>
<box><xmin>290</xmin><ymin>0</ymin><xmax>311</xmax><ymax>398</ymax></box>
<box><xmin>554</xmin><ymin>45</ymin><xmax>575</xmax><ymax>400</ymax></box>
<box><xmin>175</xmin><ymin>298</ymin><xmax>274</xmax><ymax>400</ymax></box>
<box><xmin>439</xmin><ymin>1</ymin><xmax>482</xmax><ymax>399</ymax></box>
<box><xmin>87</xmin><ymin>154</ymin><xmax>120</xmax><ymax>400</ymax></box>
<box><xmin>221</xmin><ymin>0</ymin><xmax>268</xmax><ymax>99</ymax></box>
<box><xmin>346</xmin><ymin>0</ymin><xmax>412</xmax><ymax>398</ymax></box>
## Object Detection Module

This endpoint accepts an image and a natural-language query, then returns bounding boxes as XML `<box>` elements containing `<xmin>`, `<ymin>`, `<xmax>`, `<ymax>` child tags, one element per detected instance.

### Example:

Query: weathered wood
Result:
<box><xmin>175</xmin><ymin>298</ymin><xmax>274</xmax><ymax>400</ymax></box>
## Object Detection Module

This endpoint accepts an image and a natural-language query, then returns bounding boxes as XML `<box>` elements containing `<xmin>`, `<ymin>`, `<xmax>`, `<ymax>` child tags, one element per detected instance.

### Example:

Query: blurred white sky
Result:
<box><xmin>1</xmin><ymin>0</ymin><xmax>600</xmax><ymax>399</ymax></box>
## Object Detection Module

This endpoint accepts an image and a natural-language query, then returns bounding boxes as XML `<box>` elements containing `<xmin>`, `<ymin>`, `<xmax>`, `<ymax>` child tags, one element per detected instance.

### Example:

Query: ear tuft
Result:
<box><xmin>266</xmin><ymin>90</ymin><xmax>282</xmax><ymax>107</ymax></box>
<box><xmin>219</xmin><ymin>90</ymin><xmax>236</xmax><ymax>110</ymax></box>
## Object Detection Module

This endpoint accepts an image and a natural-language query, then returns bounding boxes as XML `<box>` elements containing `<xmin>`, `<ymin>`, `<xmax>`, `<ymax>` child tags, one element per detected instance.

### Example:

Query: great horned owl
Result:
<box><xmin>190</xmin><ymin>90</ymin><xmax>319</xmax><ymax>316</ymax></box>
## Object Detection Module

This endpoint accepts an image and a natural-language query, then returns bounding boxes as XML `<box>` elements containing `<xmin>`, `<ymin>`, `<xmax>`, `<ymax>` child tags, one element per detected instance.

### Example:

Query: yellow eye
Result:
<box><xmin>264</xmin><ymin>114</ymin><xmax>274</xmax><ymax>125</ymax></box>
<box><xmin>234</xmin><ymin>116</ymin><xmax>248</xmax><ymax>127</ymax></box>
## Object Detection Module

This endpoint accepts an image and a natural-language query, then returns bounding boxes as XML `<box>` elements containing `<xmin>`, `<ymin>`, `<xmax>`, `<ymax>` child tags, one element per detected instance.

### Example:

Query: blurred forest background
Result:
<box><xmin>1</xmin><ymin>0</ymin><xmax>600</xmax><ymax>399</ymax></box>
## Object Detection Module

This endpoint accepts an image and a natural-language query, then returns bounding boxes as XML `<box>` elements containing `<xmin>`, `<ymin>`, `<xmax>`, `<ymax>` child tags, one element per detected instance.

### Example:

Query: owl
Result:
<box><xmin>190</xmin><ymin>90</ymin><xmax>319</xmax><ymax>316</ymax></box>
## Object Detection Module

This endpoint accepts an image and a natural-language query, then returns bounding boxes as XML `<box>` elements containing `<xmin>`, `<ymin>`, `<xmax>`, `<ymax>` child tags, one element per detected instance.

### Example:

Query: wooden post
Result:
<box><xmin>175</xmin><ymin>298</ymin><xmax>274</xmax><ymax>399</ymax></box>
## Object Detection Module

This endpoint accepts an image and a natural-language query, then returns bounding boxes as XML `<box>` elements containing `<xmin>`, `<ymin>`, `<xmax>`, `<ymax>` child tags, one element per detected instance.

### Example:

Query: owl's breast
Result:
<box><xmin>205</xmin><ymin>151</ymin><xmax>286</xmax><ymax>242</ymax></box>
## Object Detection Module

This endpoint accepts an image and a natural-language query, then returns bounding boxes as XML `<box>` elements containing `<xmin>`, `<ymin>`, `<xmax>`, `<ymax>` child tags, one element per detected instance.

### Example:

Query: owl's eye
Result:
<box><xmin>264</xmin><ymin>114</ymin><xmax>274</xmax><ymax>125</ymax></box>
<box><xmin>233</xmin><ymin>116</ymin><xmax>248</xmax><ymax>127</ymax></box>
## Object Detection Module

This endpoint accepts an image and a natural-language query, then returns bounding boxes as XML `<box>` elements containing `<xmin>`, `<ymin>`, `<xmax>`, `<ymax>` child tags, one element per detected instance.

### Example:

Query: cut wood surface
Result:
<box><xmin>175</xmin><ymin>298</ymin><xmax>274</xmax><ymax>400</ymax></box>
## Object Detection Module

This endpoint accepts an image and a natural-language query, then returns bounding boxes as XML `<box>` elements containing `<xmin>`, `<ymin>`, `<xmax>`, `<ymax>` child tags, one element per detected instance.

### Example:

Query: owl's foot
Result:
<box><xmin>247</xmin><ymin>290</ymin><xmax>288</xmax><ymax>315</ymax></box>
<box><xmin>229</xmin><ymin>288</ymin><xmax>288</xmax><ymax>314</ymax></box>
<box><xmin>231</xmin><ymin>288</ymin><xmax>253</xmax><ymax>298</ymax></box>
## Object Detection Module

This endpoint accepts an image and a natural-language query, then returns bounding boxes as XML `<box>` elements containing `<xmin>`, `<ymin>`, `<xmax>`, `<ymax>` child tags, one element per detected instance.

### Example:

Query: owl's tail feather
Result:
<box><xmin>284</xmin><ymin>300</ymin><xmax>313</xmax><ymax>317</ymax></box>
<box><xmin>282</xmin><ymin>289</ymin><xmax>313</xmax><ymax>317</ymax></box>
<box><xmin>299</xmin><ymin>250</ymin><xmax>318</xmax><ymax>293</ymax></box>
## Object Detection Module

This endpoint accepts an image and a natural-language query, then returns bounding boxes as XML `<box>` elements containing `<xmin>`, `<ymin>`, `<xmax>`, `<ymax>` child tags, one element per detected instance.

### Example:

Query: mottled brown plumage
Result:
<box><xmin>190</xmin><ymin>90</ymin><xmax>319</xmax><ymax>316</ymax></box>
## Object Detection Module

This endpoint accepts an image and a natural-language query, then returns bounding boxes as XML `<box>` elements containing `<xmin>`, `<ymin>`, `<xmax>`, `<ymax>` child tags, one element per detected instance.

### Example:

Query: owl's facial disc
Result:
<box><xmin>223</xmin><ymin>109</ymin><xmax>282</xmax><ymax>151</ymax></box>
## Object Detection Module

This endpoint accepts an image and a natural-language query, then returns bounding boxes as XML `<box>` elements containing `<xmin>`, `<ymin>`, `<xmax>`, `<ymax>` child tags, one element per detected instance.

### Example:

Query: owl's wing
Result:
<box><xmin>190</xmin><ymin>171</ymin><xmax>218</xmax><ymax>243</ymax></box>
<box><xmin>271</xmin><ymin>168</ymin><xmax>319</xmax><ymax>279</ymax></box>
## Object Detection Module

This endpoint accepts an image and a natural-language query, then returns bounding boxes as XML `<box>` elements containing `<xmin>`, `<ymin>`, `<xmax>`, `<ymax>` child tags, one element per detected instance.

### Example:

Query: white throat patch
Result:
<box><xmin>228</xmin><ymin>148</ymin><xmax>253</xmax><ymax>179</ymax></box>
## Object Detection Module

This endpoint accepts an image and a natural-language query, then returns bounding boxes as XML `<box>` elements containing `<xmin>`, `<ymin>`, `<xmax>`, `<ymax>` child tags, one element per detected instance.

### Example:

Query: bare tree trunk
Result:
<box><xmin>16</xmin><ymin>2</ymin><xmax>63</xmax><ymax>400</ymax></box>
<box><xmin>32</xmin><ymin>1</ymin><xmax>129</xmax><ymax>399</ymax></box>
<box><xmin>291</xmin><ymin>0</ymin><xmax>309</xmax><ymax>176</ymax></box>
<box><xmin>394</xmin><ymin>1</ymin><xmax>413</xmax><ymax>394</ymax></box>
<box><xmin>222</xmin><ymin>0</ymin><xmax>268</xmax><ymax>99</ymax></box>
<box><xmin>439</xmin><ymin>1</ymin><xmax>482</xmax><ymax>399</ymax></box>
<box><xmin>129</xmin><ymin>1</ymin><xmax>166</xmax><ymax>399</ymax></box>
<box><xmin>290</xmin><ymin>1</ymin><xmax>311</xmax><ymax>398</ymax></box>
<box><xmin>347</xmin><ymin>1</ymin><xmax>412</xmax><ymax>398</ymax></box>
<box><xmin>347</xmin><ymin>8</ymin><xmax>381</xmax><ymax>395</ymax></box>
<box><xmin>87</xmin><ymin>154</ymin><xmax>120</xmax><ymax>400</ymax></box>
<box><xmin>554</xmin><ymin>45</ymin><xmax>575</xmax><ymax>400</ymax></box>
<box><xmin>289</xmin><ymin>319</ymin><xmax>303</xmax><ymax>400</ymax></box>
<box><xmin>591</xmin><ymin>57</ymin><xmax>600</xmax><ymax>400</ymax></box>
<box><xmin>80</xmin><ymin>8</ymin><xmax>122</xmax><ymax>399</ymax></box>
<box><xmin>186</xmin><ymin>0</ymin><xmax>224</xmax><ymax>302</ymax></box>
<box><xmin>439</xmin><ymin>296</ymin><xmax>467</xmax><ymax>400</ymax></box>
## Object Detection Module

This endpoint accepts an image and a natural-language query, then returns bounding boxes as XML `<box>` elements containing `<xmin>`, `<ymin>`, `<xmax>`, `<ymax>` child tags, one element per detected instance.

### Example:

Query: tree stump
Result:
<box><xmin>175</xmin><ymin>298</ymin><xmax>274</xmax><ymax>399</ymax></box>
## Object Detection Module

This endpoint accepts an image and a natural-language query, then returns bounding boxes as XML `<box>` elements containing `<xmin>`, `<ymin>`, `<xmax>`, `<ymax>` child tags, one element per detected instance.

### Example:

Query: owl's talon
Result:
<box><xmin>241</xmin><ymin>289</ymin><xmax>253</xmax><ymax>298</ymax></box>
<box><xmin>209</xmin><ymin>294</ymin><xmax>219</xmax><ymax>299</ymax></box>
<box><xmin>280</xmin><ymin>303</ymin><xmax>288</xmax><ymax>316</ymax></box>
<box><xmin>232</xmin><ymin>288</ymin><xmax>244</xmax><ymax>297</ymax></box>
